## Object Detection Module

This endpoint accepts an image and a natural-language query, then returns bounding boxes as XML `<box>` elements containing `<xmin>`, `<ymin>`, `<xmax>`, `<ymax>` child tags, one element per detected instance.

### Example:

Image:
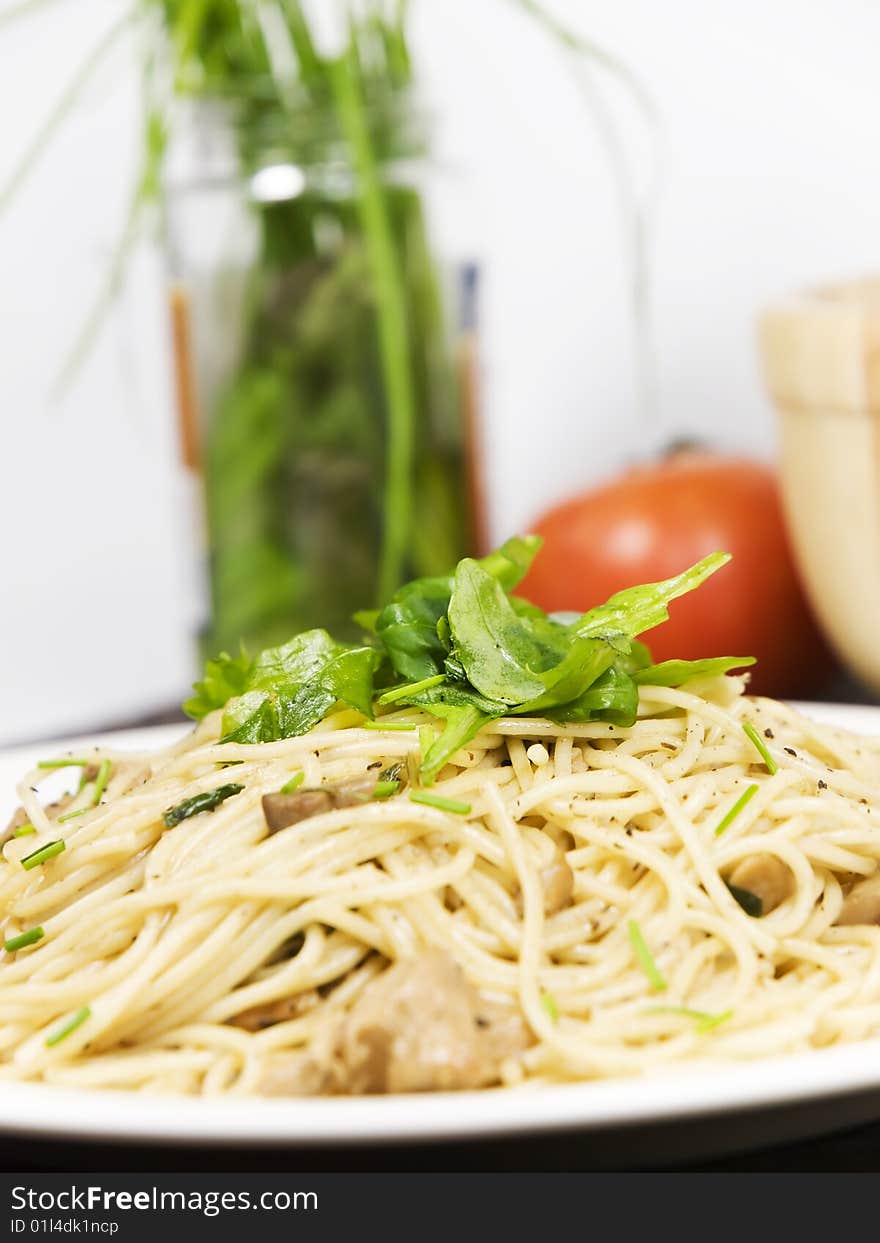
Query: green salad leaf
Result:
<box><xmin>572</xmin><ymin>553</ymin><xmax>730</xmax><ymax>641</ymax></box>
<box><xmin>183</xmin><ymin>647</ymin><xmax>252</xmax><ymax>721</ymax></box>
<box><xmin>185</xmin><ymin>536</ymin><xmax>749</xmax><ymax>779</ymax></box>
<box><xmin>634</xmin><ymin>656</ymin><xmax>755</xmax><ymax>686</ymax></box>
<box><xmin>370</xmin><ymin>536</ymin><xmax>544</xmax><ymax>683</ymax></box>
<box><xmin>220</xmin><ymin>631</ymin><xmax>379</xmax><ymax>744</ymax></box>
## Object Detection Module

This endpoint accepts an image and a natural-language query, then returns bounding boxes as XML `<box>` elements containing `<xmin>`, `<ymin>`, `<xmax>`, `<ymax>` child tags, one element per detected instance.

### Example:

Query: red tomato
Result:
<box><xmin>519</xmin><ymin>452</ymin><xmax>833</xmax><ymax>698</ymax></box>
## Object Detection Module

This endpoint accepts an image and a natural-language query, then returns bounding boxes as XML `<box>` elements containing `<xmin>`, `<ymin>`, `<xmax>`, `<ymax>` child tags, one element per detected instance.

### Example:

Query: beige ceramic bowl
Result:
<box><xmin>759</xmin><ymin>279</ymin><xmax>880</xmax><ymax>690</ymax></box>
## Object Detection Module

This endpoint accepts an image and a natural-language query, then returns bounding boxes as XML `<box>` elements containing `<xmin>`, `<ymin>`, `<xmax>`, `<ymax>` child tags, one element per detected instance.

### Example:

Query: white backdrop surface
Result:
<box><xmin>2</xmin><ymin>0</ymin><xmax>879</xmax><ymax>740</ymax></box>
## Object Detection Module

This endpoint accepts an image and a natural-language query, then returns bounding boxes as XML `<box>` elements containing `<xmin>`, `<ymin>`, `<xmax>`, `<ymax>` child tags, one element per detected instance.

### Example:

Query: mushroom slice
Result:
<box><xmin>837</xmin><ymin>873</ymin><xmax>880</xmax><ymax>926</ymax></box>
<box><xmin>262</xmin><ymin>773</ymin><xmax>381</xmax><ymax>834</ymax></box>
<box><xmin>727</xmin><ymin>854</ymin><xmax>793</xmax><ymax>915</ymax></box>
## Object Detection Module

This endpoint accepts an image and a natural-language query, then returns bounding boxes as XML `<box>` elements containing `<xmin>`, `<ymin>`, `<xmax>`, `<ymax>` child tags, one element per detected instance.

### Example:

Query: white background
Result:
<box><xmin>2</xmin><ymin>0</ymin><xmax>880</xmax><ymax>742</ymax></box>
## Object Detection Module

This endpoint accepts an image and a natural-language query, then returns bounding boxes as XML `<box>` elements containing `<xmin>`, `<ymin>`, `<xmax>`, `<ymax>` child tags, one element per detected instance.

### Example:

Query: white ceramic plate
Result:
<box><xmin>2</xmin><ymin>703</ymin><xmax>880</xmax><ymax>1152</ymax></box>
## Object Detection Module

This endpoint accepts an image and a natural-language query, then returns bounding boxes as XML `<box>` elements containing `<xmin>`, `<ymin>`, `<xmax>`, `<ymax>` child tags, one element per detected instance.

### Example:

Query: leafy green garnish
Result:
<box><xmin>183</xmin><ymin>538</ymin><xmax>745</xmax><ymax>781</ymax></box>
<box><xmin>184</xmin><ymin>647</ymin><xmax>252</xmax><ymax>721</ymax></box>
<box><xmin>372</xmin><ymin>537</ymin><xmax>543</xmax><ymax>683</ymax></box>
<box><xmin>163</xmin><ymin>784</ymin><xmax>244</xmax><ymax>828</ymax></box>
<box><xmin>572</xmin><ymin>554</ymin><xmax>731</xmax><ymax>641</ymax></box>
<box><xmin>635</xmin><ymin>656</ymin><xmax>756</xmax><ymax>686</ymax></box>
<box><xmin>220</xmin><ymin>632</ymin><xmax>379</xmax><ymax>744</ymax></box>
<box><xmin>547</xmin><ymin>665</ymin><xmax>640</xmax><ymax>726</ymax></box>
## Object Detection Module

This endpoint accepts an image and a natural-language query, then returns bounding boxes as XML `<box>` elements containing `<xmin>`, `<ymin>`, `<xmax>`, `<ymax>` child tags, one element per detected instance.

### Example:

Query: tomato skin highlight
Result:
<box><xmin>520</xmin><ymin>453</ymin><xmax>833</xmax><ymax>698</ymax></box>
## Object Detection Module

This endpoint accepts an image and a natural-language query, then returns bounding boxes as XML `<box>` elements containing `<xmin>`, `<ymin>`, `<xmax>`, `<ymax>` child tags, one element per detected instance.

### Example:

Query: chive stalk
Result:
<box><xmin>647</xmin><ymin>1005</ymin><xmax>733</xmax><ymax>1032</ymax></box>
<box><xmin>45</xmin><ymin>1005</ymin><xmax>91</xmax><ymax>1047</ymax></box>
<box><xmin>20</xmin><ymin>840</ymin><xmax>65</xmax><ymax>870</ymax></box>
<box><xmin>409</xmin><ymin>791</ymin><xmax>471</xmax><ymax>815</ymax></box>
<box><xmin>540</xmin><ymin>992</ymin><xmax>560</xmax><ymax>1023</ymax></box>
<box><xmin>363</xmin><ymin>719</ymin><xmax>416</xmax><ymax>731</ymax></box>
<box><xmin>4</xmin><ymin>926</ymin><xmax>44</xmax><ymax>953</ymax></box>
<box><xmin>628</xmin><ymin>919</ymin><xmax>666</xmax><ymax>991</ymax></box>
<box><xmin>377</xmin><ymin>674</ymin><xmax>446</xmax><ymax>706</ymax></box>
<box><xmin>36</xmin><ymin>758</ymin><xmax>90</xmax><ymax>770</ymax></box>
<box><xmin>328</xmin><ymin>43</ymin><xmax>415</xmax><ymax>602</ymax></box>
<box><xmin>280</xmin><ymin>772</ymin><xmax>305</xmax><ymax>794</ymax></box>
<box><xmin>12</xmin><ymin>824</ymin><xmax>36</xmax><ymax>838</ymax></box>
<box><xmin>372</xmin><ymin>780</ymin><xmax>400</xmax><ymax>799</ymax></box>
<box><xmin>91</xmin><ymin>758</ymin><xmax>112</xmax><ymax>805</ymax></box>
<box><xmin>742</xmin><ymin>722</ymin><xmax>778</xmax><ymax>775</ymax></box>
<box><xmin>714</xmin><ymin>783</ymin><xmax>760</xmax><ymax>837</ymax></box>
<box><xmin>57</xmin><ymin>809</ymin><xmax>89</xmax><ymax>824</ymax></box>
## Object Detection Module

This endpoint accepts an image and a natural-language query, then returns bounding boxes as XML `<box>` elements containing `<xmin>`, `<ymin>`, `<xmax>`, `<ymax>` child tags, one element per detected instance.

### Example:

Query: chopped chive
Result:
<box><xmin>45</xmin><ymin>1005</ymin><xmax>91</xmax><ymax>1047</ymax></box>
<box><xmin>742</xmin><ymin>722</ymin><xmax>778</xmax><ymax>775</ymax></box>
<box><xmin>363</xmin><ymin>720</ymin><xmax>416</xmax><ymax>731</ymax></box>
<box><xmin>377</xmin><ymin>674</ymin><xmax>446</xmax><ymax>706</ymax></box>
<box><xmin>714</xmin><ymin>783</ymin><xmax>760</xmax><ymax>836</ymax></box>
<box><xmin>628</xmin><ymin>919</ymin><xmax>666</xmax><ymax>991</ymax></box>
<box><xmin>36</xmin><ymin>758</ymin><xmax>89</xmax><ymax>770</ymax></box>
<box><xmin>4</xmin><ymin>926</ymin><xmax>44</xmax><ymax>952</ymax></box>
<box><xmin>91</xmin><ymin>759</ymin><xmax>111</xmax><ymax>806</ymax></box>
<box><xmin>12</xmin><ymin>823</ymin><xmax>36</xmax><ymax>838</ymax></box>
<box><xmin>372</xmin><ymin>780</ymin><xmax>400</xmax><ymax>800</ymax></box>
<box><xmin>409</xmin><ymin>791</ymin><xmax>472</xmax><ymax>815</ymax></box>
<box><xmin>726</xmin><ymin>881</ymin><xmax>763</xmax><ymax>918</ymax></box>
<box><xmin>540</xmin><ymin>992</ymin><xmax>559</xmax><ymax>1023</ymax></box>
<box><xmin>57</xmin><ymin>808</ymin><xmax>89</xmax><ymax>824</ymax></box>
<box><xmin>280</xmin><ymin>772</ymin><xmax>305</xmax><ymax>794</ymax></box>
<box><xmin>21</xmin><ymin>840</ymin><xmax>65</xmax><ymax>870</ymax></box>
<box><xmin>647</xmin><ymin>1005</ymin><xmax>733</xmax><ymax>1032</ymax></box>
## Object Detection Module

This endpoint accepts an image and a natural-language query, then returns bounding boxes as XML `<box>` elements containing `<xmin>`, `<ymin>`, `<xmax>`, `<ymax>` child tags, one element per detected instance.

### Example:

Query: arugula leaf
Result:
<box><xmin>371</xmin><ymin>537</ymin><xmax>543</xmax><ymax>683</ymax></box>
<box><xmin>447</xmin><ymin>559</ymin><xmax>562</xmax><ymax>704</ymax></box>
<box><xmin>220</xmin><ymin>631</ymin><xmax>378</xmax><ymax>743</ymax></box>
<box><xmin>573</xmin><ymin>553</ymin><xmax>731</xmax><ymax>641</ymax></box>
<box><xmin>386</xmin><ymin>681</ymin><xmax>505</xmax><ymax>781</ymax></box>
<box><xmin>183</xmin><ymin>647</ymin><xmax>252</xmax><ymax>721</ymax></box>
<box><xmin>373</xmin><ymin>575</ymin><xmax>453</xmax><ymax>682</ymax></box>
<box><xmin>475</xmin><ymin>535</ymin><xmax>542</xmax><ymax>592</ymax></box>
<box><xmin>513</xmin><ymin>638</ymin><xmax>619</xmax><ymax>714</ymax></box>
<box><xmin>547</xmin><ymin>664</ymin><xmax>640</xmax><ymax>726</ymax></box>
<box><xmin>183</xmin><ymin>539</ymin><xmax>748</xmax><ymax>775</ymax></box>
<box><xmin>634</xmin><ymin>655</ymin><xmax>755</xmax><ymax>686</ymax></box>
<box><xmin>419</xmin><ymin>704</ymin><xmax>494</xmax><ymax>781</ymax></box>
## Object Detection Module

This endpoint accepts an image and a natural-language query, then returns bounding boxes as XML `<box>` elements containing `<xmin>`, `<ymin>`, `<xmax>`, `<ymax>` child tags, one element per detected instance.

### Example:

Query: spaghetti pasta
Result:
<box><xmin>3</xmin><ymin>675</ymin><xmax>880</xmax><ymax>1095</ymax></box>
